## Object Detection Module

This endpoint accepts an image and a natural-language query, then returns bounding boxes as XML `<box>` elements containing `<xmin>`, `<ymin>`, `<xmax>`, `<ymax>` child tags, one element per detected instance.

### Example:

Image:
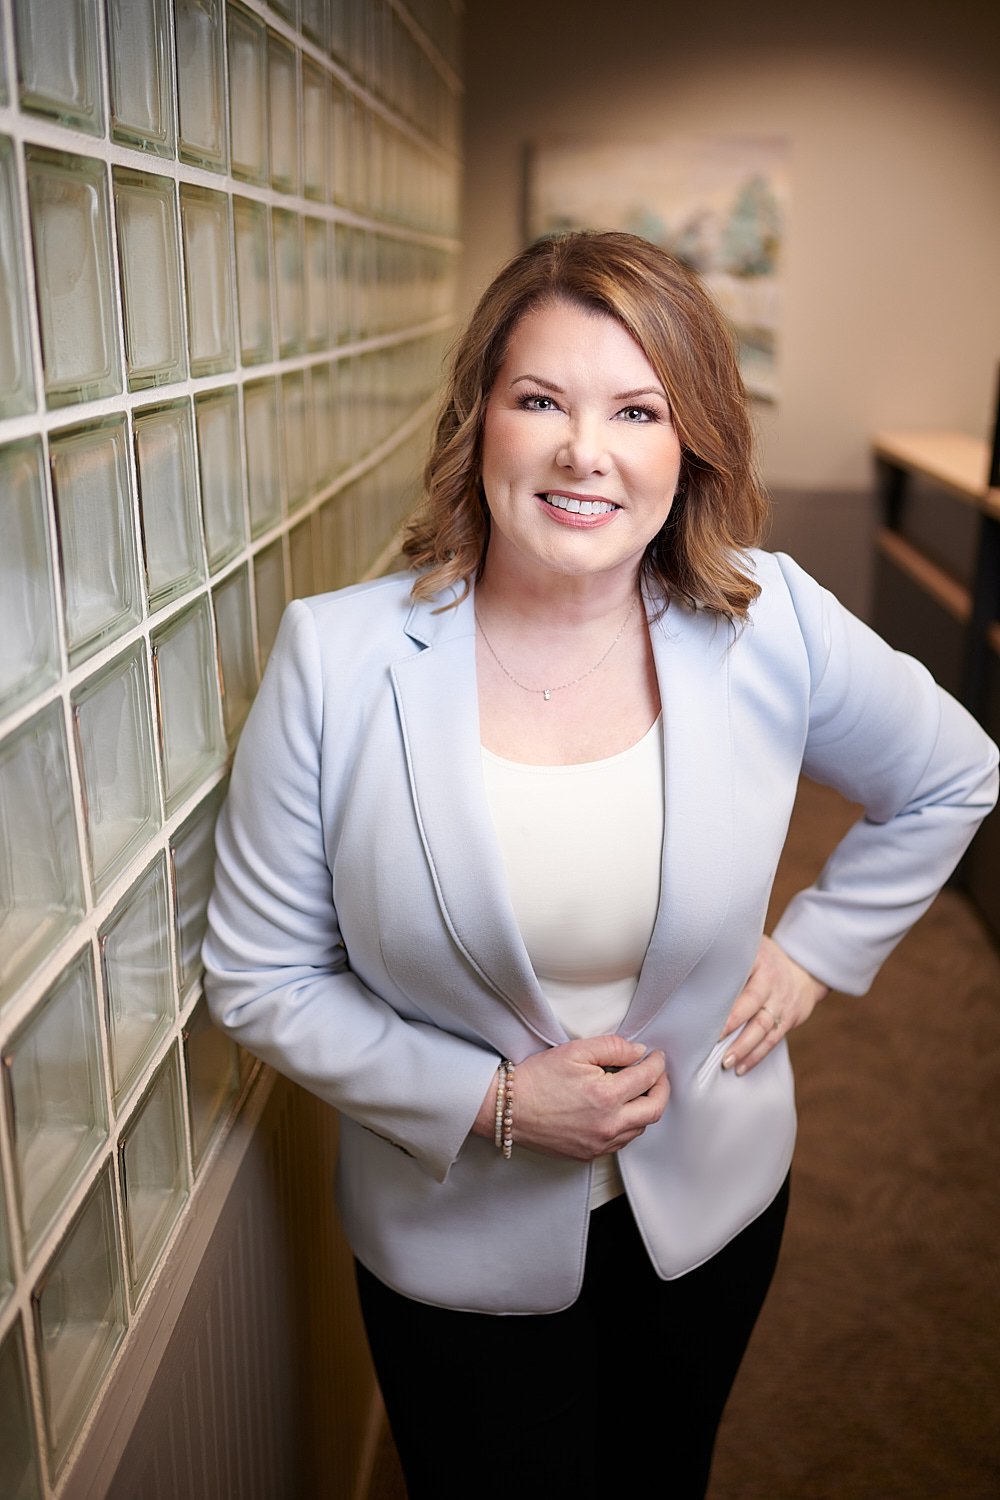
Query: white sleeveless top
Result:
<box><xmin>482</xmin><ymin>716</ymin><xmax>665</xmax><ymax>1207</ymax></box>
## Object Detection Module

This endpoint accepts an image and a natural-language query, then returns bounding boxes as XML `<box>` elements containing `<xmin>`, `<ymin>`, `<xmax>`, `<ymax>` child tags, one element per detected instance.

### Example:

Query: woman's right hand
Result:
<box><xmin>472</xmin><ymin>1036</ymin><xmax>668</xmax><ymax>1160</ymax></box>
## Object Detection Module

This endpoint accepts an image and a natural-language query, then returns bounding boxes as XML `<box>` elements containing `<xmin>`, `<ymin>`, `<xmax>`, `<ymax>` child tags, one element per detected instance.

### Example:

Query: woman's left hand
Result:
<box><xmin>719</xmin><ymin>935</ymin><xmax>829</xmax><ymax>1076</ymax></box>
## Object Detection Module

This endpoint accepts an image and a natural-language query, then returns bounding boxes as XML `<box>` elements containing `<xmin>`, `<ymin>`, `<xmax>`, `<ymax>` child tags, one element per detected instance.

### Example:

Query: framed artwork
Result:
<box><xmin>525</xmin><ymin>136</ymin><xmax>789</xmax><ymax>402</ymax></box>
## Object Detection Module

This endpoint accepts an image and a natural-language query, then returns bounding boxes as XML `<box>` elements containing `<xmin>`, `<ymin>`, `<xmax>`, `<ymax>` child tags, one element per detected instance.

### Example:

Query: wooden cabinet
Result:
<box><xmin>872</xmin><ymin>428</ymin><xmax>1000</xmax><ymax>941</ymax></box>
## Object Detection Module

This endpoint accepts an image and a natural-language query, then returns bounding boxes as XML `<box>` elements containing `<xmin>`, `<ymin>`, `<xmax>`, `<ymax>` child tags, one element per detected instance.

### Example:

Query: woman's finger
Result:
<box><xmin>718</xmin><ymin>936</ymin><xmax>828</xmax><ymax>1077</ymax></box>
<box><xmin>722</xmin><ymin>1005</ymin><xmax>787</xmax><ymax>1074</ymax></box>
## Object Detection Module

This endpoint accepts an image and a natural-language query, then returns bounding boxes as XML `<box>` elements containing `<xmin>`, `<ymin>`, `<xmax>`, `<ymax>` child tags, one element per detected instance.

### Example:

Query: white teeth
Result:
<box><xmin>543</xmin><ymin>493</ymin><xmax>615</xmax><ymax>516</ymax></box>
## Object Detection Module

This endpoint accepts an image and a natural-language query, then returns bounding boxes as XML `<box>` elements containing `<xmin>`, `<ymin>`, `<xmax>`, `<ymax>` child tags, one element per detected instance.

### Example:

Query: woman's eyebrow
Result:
<box><xmin>509</xmin><ymin>373</ymin><xmax>566</xmax><ymax>392</ymax></box>
<box><xmin>613</xmin><ymin>386</ymin><xmax>668</xmax><ymax>402</ymax></box>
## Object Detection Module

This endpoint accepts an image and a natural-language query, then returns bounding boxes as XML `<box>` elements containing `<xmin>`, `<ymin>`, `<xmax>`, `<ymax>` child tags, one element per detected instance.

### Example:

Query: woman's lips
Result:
<box><xmin>536</xmin><ymin>492</ymin><xmax>620</xmax><ymax>528</ymax></box>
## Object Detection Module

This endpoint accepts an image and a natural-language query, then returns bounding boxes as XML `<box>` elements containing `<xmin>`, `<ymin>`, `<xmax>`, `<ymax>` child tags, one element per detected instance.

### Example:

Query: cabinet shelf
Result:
<box><xmin>872</xmin><ymin>420</ymin><xmax>1000</xmax><ymax>944</ymax></box>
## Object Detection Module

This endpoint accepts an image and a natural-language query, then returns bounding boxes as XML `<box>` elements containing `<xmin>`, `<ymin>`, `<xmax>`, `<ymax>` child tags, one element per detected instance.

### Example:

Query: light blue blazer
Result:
<box><xmin>203</xmin><ymin>551</ymin><xmax>998</xmax><ymax>1312</ymax></box>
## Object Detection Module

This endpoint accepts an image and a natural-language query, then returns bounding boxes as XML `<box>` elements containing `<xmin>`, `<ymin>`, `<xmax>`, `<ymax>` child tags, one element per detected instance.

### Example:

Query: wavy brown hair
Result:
<box><xmin>403</xmin><ymin>230</ymin><xmax>769</xmax><ymax>618</ymax></box>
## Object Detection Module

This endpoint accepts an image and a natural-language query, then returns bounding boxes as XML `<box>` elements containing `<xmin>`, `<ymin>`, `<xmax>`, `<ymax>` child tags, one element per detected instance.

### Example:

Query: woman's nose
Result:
<box><xmin>556</xmin><ymin>418</ymin><xmax>611</xmax><ymax>476</ymax></box>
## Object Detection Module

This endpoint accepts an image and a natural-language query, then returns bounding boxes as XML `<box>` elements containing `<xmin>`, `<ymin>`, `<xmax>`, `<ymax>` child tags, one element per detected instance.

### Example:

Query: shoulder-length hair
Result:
<box><xmin>403</xmin><ymin>230</ymin><xmax>769</xmax><ymax>619</ymax></box>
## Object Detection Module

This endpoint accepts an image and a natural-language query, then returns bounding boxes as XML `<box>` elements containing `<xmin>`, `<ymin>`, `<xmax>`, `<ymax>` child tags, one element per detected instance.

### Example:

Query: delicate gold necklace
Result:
<box><xmin>474</xmin><ymin>596</ymin><xmax>638</xmax><ymax>701</ymax></box>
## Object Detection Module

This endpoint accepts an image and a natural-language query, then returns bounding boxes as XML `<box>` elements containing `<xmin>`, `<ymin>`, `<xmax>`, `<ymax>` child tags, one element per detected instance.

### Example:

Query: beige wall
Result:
<box><xmin>460</xmin><ymin>0</ymin><xmax>1000</xmax><ymax>490</ymax></box>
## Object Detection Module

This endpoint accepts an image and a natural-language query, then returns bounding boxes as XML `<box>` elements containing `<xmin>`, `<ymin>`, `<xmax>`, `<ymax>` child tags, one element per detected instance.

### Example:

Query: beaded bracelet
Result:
<box><xmin>494</xmin><ymin>1060</ymin><xmax>515</xmax><ymax>1158</ymax></box>
<box><xmin>494</xmin><ymin>1062</ymin><xmax>507</xmax><ymax>1150</ymax></box>
<box><xmin>501</xmin><ymin>1060</ymin><xmax>514</xmax><ymax>1160</ymax></box>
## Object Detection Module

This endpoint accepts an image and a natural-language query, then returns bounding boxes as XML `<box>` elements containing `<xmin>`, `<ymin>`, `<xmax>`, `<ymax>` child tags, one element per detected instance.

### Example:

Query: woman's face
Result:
<box><xmin>480</xmin><ymin>298</ymin><xmax>682</xmax><ymax>591</ymax></box>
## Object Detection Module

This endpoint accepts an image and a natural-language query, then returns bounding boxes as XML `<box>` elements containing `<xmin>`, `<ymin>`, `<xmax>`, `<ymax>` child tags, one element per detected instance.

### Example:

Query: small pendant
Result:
<box><xmin>542</xmin><ymin>689</ymin><xmax>552</xmax><ymax>701</ymax></box>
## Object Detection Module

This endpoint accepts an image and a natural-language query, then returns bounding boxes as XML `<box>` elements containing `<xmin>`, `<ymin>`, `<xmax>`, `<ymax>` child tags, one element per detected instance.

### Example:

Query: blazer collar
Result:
<box><xmin>393</xmin><ymin>585</ymin><xmax>561</xmax><ymax>1042</ymax></box>
<box><xmin>391</xmin><ymin>583</ymin><xmax>734</xmax><ymax>1042</ymax></box>
<box><xmin>623</xmin><ymin>597</ymin><xmax>735</xmax><ymax>1036</ymax></box>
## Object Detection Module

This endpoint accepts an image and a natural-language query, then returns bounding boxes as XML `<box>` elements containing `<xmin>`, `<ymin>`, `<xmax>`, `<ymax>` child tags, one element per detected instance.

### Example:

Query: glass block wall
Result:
<box><xmin>0</xmin><ymin>1</ymin><xmax>461</xmax><ymax>1492</ymax></box>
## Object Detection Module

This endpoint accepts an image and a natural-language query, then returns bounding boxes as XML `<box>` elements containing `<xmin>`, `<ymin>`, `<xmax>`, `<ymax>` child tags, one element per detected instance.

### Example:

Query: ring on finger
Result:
<box><xmin>760</xmin><ymin>1005</ymin><xmax>782</xmax><ymax>1030</ymax></box>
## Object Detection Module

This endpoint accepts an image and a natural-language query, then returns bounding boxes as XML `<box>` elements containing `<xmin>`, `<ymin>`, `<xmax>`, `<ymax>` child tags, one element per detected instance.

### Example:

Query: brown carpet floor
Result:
<box><xmin>370</xmin><ymin>779</ymin><xmax>1000</xmax><ymax>1499</ymax></box>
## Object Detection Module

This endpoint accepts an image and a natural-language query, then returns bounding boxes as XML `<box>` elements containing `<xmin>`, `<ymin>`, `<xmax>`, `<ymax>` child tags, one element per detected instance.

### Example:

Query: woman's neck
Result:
<box><xmin>475</xmin><ymin>556</ymin><xmax>644</xmax><ymax>631</ymax></box>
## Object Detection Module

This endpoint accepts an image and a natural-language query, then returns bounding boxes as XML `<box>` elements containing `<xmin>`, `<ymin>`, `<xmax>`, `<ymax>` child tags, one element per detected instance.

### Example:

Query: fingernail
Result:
<box><xmin>735</xmin><ymin>1063</ymin><xmax>747</xmax><ymax>1076</ymax></box>
<box><xmin>722</xmin><ymin>1053</ymin><xmax>735</xmax><ymax>1070</ymax></box>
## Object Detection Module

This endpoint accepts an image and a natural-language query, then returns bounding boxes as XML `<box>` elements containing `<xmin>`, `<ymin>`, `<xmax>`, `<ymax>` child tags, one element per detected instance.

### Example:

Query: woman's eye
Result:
<box><xmin>620</xmin><ymin>405</ymin><xmax>656</xmax><ymax>423</ymax></box>
<box><xmin>518</xmin><ymin>393</ymin><xmax>557</xmax><ymax>412</ymax></box>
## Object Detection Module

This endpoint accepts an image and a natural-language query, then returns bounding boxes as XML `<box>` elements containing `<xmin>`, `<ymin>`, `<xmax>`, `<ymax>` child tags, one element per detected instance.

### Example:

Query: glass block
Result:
<box><xmin>354</xmin><ymin>104</ymin><xmax>374</xmax><ymax>217</ymax></box>
<box><xmin>14</xmin><ymin>0</ymin><xmax>103</xmax><ymax>135</ymax></box>
<box><xmin>301</xmin><ymin>0</ymin><xmax>330</xmax><ymax>49</ymax></box>
<box><xmin>3</xmin><ymin>948</ymin><xmax>106</xmax><ymax>1259</ymax></box>
<box><xmin>175</xmin><ymin>0</ymin><xmax>227</xmax><ymax>171</ymax></box>
<box><xmin>352</xmin><ymin>463</ymin><xmax>375</xmax><ymax>570</ymax></box>
<box><xmin>100</xmin><ymin>856</ymin><xmax>173</xmax><ymax>1108</ymax></box>
<box><xmin>0</xmin><ymin>137</ymin><xmax>36</xmax><ymax>420</ymax></box>
<box><xmin>25</xmin><ymin>149</ymin><xmax>121</xmax><ymax>410</ymax></box>
<box><xmin>352</xmin><ymin>227</ymin><xmax>371</xmax><ymax>340</ymax></box>
<box><xmin>194</xmin><ymin>388</ymin><xmax>246</xmax><ymax>571</ymax></box>
<box><xmin>309</xmin><ymin>360</ymin><xmax>336</xmax><ymax>489</ymax></box>
<box><xmin>272</xmin><ymin>209</ymin><xmax>303</xmax><ymax>357</ymax></box>
<box><xmin>336</xmin><ymin>353</ymin><xmax>355</xmax><ymax>467</ymax></box>
<box><xmin>330</xmin><ymin>77</ymin><xmax>351</xmax><ymax>206</ymax></box>
<box><xmin>0</xmin><ymin>439</ymin><xmax>59</xmax><ymax>717</ymax></box>
<box><xmin>253</xmin><ymin>542</ymin><xmax>286</xmax><ymax>669</ymax></box>
<box><xmin>243</xmin><ymin>378</ymin><xmax>283</xmax><ymax>537</ymax></box>
<box><xmin>329</xmin><ymin>0</ymin><xmax>349</xmax><ymax>61</ymax></box>
<box><xmin>72</xmin><ymin>644</ymin><xmax>160</xmax><ymax>896</ymax></box>
<box><xmin>301</xmin><ymin>62</ymin><xmax>329</xmax><ymax>202</ymax></box>
<box><xmin>347</xmin><ymin>95</ymin><xmax>368</xmax><ymax>213</ymax></box>
<box><xmin>232</xmin><ymin>197</ymin><xmax>273</xmax><ymax>365</ymax></box>
<box><xmin>0</xmin><ymin>705</ymin><xmax>84</xmax><ymax>1007</ymax></box>
<box><xmin>107</xmin><ymin>0</ymin><xmax>174</xmax><ymax>156</ymax></box>
<box><xmin>333</xmin><ymin>221</ymin><xmax>352</xmax><ymax>342</ymax></box>
<box><xmin>366</xmin><ymin>113</ymin><xmax>384</xmax><ymax>218</ymax></box>
<box><xmin>50</xmin><ymin>418</ymin><xmax>143</xmax><ymax>669</ymax></box>
<box><xmin>303</xmin><ymin>216</ymin><xmax>330</xmax><ymax>351</ymax></box>
<box><xmin>179</xmin><ymin>185</ymin><xmax>235</xmax><ymax>378</ymax></box>
<box><xmin>119</xmin><ymin>1048</ymin><xmax>188</xmax><ymax>1298</ymax></box>
<box><xmin>151</xmin><ymin>599</ymin><xmax>225</xmax><ymax>816</ymax></box>
<box><xmin>227</xmin><ymin>3</ymin><xmax>268</xmax><ymax>186</ymax></box>
<box><xmin>319</xmin><ymin>487</ymin><xmax>356</xmax><ymax>592</ymax></box>
<box><xmin>113</xmin><ymin>170</ymin><xmax>186</xmax><ymax>391</ymax></box>
<box><xmin>289</xmin><ymin>517</ymin><xmax>315</xmax><ymax>599</ymax></box>
<box><xmin>169</xmin><ymin>783</ymin><xmax>225</xmax><ymax>998</ymax></box>
<box><xmin>347</xmin><ymin>348</ymin><xmax>370</xmax><ymax>463</ymax></box>
<box><xmin>183</xmin><ymin>994</ymin><xmax>238</xmax><ymax>1170</ymax></box>
<box><xmin>213</xmin><ymin>567</ymin><xmax>257</xmax><ymax>746</ymax></box>
<box><xmin>133</xmin><ymin>400</ymin><xmax>206</xmax><ymax>610</ymax></box>
<box><xmin>33</xmin><ymin>1166</ymin><xmax>126</xmax><ymax>1474</ymax></box>
<box><xmin>268</xmin><ymin>33</ymin><xmax>299</xmax><ymax>195</ymax></box>
<box><xmin>0</xmin><ymin>1321</ymin><xmax>43</xmax><ymax>1500</ymax></box>
<box><xmin>282</xmin><ymin>371</ymin><xmax>309</xmax><ymax>513</ymax></box>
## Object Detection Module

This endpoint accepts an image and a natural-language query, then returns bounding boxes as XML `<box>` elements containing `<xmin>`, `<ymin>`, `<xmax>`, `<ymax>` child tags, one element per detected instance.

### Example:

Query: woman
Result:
<box><xmin>204</xmin><ymin>231</ymin><xmax>998</xmax><ymax>1498</ymax></box>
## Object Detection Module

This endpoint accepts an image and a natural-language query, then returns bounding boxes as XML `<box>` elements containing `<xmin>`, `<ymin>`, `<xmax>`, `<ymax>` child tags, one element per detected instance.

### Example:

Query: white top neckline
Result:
<box><xmin>481</xmin><ymin>712</ymin><xmax>662</xmax><ymax>774</ymax></box>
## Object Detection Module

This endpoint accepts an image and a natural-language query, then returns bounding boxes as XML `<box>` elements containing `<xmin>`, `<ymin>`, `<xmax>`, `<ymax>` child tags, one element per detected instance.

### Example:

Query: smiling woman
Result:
<box><xmin>204</xmin><ymin>230</ymin><xmax>998</xmax><ymax>1500</ymax></box>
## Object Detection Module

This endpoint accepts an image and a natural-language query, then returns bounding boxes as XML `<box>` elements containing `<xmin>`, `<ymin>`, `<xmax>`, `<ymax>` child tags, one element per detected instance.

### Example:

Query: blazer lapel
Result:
<box><xmin>623</xmin><ymin>596</ymin><xmax>735</xmax><ymax>1037</ymax></box>
<box><xmin>390</xmin><ymin>588</ymin><xmax>565</xmax><ymax>1044</ymax></box>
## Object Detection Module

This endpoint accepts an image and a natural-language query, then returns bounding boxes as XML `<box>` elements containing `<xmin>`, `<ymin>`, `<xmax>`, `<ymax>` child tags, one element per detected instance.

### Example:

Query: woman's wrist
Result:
<box><xmin>472</xmin><ymin>1068</ymin><xmax>503</xmax><ymax>1139</ymax></box>
<box><xmin>471</xmin><ymin>1061</ymin><xmax>515</xmax><ymax>1157</ymax></box>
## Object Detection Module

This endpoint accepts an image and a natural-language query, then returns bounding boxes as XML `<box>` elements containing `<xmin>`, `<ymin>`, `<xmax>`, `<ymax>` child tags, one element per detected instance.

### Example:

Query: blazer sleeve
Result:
<box><xmin>770</xmin><ymin>553</ymin><xmax>999</xmax><ymax>994</ymax></box>
<box><xmin>202</xmin><ymin>600</ymin><xmax>500</xmax><ymax>1182</ymax></box>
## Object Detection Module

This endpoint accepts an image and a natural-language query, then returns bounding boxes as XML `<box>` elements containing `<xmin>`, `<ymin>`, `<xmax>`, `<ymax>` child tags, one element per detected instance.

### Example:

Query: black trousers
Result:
<box><xmin>355</xmin><ymin>1175</ymin><xmax>789</xmax><ymax>1500</ymax></box>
